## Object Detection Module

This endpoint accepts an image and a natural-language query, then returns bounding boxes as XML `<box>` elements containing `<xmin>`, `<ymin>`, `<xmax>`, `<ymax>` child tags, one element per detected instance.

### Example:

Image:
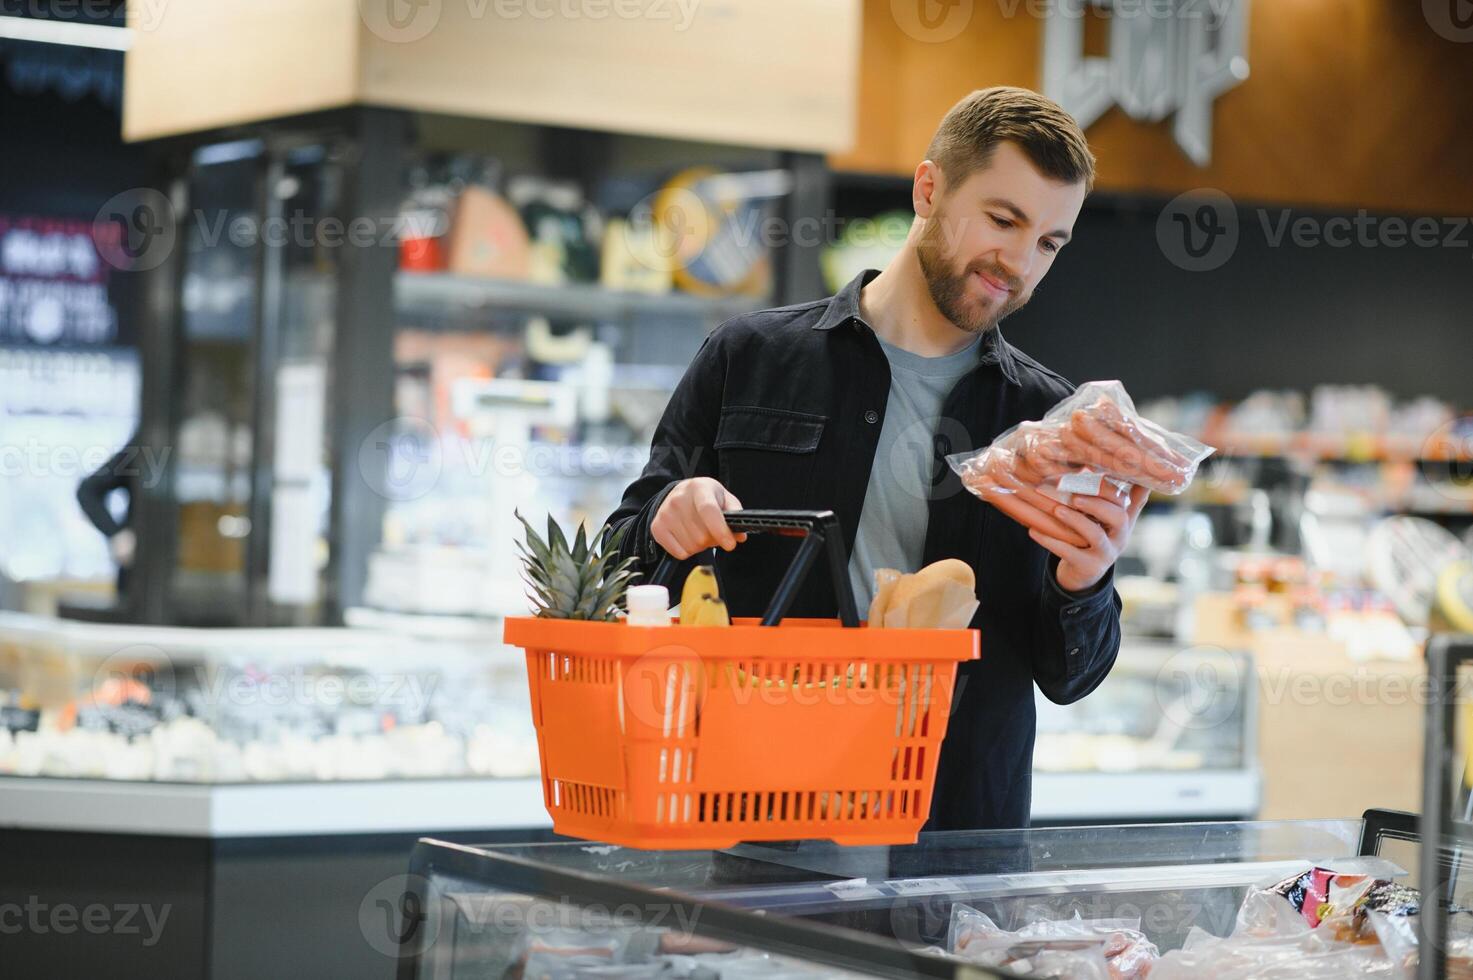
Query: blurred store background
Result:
<box><xmin>1</xmin><ymin>1</ymin><xmax>1472</xmax><ymax>978</ymax></box>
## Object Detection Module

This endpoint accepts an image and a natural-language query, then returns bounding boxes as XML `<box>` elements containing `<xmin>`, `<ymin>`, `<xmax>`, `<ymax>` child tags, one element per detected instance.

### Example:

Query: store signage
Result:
<box><xmin>4</xmin><ymin>43</ymin><xmax>122</xmax><ymax>107</ymax></box>
<box><xmin>1043</xmin><ymin>0</ymin><xmax>1251</xmax><ymax>166</ymax></box>
<box><xmin>0</xmin><ymin>214</ymin><xmax>117</xmax><ymax>346</ymax></box>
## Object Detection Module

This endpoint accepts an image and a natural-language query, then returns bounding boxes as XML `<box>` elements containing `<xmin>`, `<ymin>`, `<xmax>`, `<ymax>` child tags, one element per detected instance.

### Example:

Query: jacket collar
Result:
<box><xmin>813</xmin><ymin>269</ymin><xmax>1022</xmax><ymax>387</ymax></box>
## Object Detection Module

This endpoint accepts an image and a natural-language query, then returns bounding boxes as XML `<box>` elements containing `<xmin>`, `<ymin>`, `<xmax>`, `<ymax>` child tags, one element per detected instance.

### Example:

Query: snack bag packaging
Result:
<box><xmin>1233</xmin><ymin>866</ymin><xmax>1377</xmax><ymax>938</ymax></box>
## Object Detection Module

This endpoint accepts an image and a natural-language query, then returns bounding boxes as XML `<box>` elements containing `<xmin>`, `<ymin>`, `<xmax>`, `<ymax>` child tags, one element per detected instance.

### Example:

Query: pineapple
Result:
<box><xmin>516</xmin><ymin>511</ymin><xmax>641</xmax><ymax>621</ymax></box>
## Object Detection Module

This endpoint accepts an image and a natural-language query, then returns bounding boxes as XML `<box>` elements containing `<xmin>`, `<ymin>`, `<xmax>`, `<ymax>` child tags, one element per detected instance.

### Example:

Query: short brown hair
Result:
<box><xmin>926</xmin><ymin>86</ymin><xmax>1096</xmax><ymax>192</ymax></box>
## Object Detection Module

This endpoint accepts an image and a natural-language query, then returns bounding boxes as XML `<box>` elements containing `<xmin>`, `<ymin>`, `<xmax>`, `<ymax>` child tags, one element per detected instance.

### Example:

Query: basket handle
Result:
<box><xmin>649</xmin><ymin>510</ymin><xmax>861</xmax><ymax>628</ymax></box>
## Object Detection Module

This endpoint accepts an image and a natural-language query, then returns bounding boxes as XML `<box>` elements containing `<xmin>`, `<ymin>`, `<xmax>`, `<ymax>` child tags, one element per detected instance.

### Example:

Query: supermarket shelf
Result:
<box><xmin>343</xmin><ymin>605</ymin><xmax>507</xmax><ymax>640</ymax></box>
<box><xmin>1149</xmin><ymin>495</ymin><xmax>1473</xmax><ymax>516</ymax></box>
<box><xmin>395</xmin><ymin>272</ymin><xmax>766</xmax><ymax>325</ymax></box>
<box><xmin>1031</xmin><ymin>769</ymin><xmax>1261</xmax><ymax>821</ymax></box>
<box><xmin>1210</xmin><ymin>443</ymin><xmax>1472</xmax><ymax>465</ymax></box>
<box><xmin>0</xmin><ymin>775</ymin><xmax>549</xmax><ymax>837</ymax></box>
<box><xmin>708</xmin><ymin>855</ymin><xmax>1402</xmax><ymax>915</ymax></box>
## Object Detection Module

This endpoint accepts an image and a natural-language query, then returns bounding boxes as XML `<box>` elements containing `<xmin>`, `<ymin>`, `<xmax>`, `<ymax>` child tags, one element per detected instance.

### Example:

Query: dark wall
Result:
<box><xmin>1007</xmin><ymin>196</ymin><xmax>1473</xmax><ymax>406</ymax></box>
<box><xmin>833</xmin><ymin>179</ymin><xmax>1473</xmax><ymax>407</ymax></box>
<box><xmin>0</xmin><ymin>40</ymin><xmax>141</xmax><ymax>213</ymax></box>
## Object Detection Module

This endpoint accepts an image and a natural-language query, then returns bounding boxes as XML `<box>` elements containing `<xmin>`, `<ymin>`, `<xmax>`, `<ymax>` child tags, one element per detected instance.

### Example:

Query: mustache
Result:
<box><xmin>968</xmin><ymin>262</ymin><xmax>1023</xmax><ymax>294</ymax></box>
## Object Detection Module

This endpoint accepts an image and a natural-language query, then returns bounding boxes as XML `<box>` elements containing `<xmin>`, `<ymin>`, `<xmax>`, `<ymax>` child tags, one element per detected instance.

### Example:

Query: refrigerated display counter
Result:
<box><xmin>396</xmin><ymin>812</ymin><xmax>1418</xmax><ymax>979</ymax></box>
<box><xmin>1032</xmin><ymin>640</ymin><xmax>1259</xmax><ymax>823</ymax></box>
<box><xmin>0</xmin><ymin>609</ymin><xmax>549</xmax><ymax>980</ymax></box>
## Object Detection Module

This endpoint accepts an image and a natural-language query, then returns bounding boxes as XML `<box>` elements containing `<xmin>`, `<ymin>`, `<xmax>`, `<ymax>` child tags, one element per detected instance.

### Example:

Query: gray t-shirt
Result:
<box><xmin>848</xmin><ymin>334</ymin><xmax>981</xmax><ymax>613</ymax></box>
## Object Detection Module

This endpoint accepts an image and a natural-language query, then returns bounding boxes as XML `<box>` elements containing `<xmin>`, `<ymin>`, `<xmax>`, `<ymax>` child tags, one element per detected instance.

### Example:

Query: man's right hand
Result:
<box><xmin>651</xmin><ymin>478</ymin><xmax>748</xmax><ymax>560</ymax></box>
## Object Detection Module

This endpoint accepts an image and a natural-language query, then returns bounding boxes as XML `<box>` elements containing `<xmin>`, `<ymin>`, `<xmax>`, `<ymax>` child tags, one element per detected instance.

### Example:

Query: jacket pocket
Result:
<box><xmin>714</xmin><ymin>406</ymin><xmax>826</xmax><ymax>507</ymax></box>
<box><xmin>714</xmin><ymin>406</ymin><xmax>826</xmax><ymax>453</ymax></box>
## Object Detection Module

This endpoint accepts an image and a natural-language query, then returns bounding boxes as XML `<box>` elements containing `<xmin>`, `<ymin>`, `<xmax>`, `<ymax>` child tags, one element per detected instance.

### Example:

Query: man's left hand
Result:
<box><xmin>1028</xmin><ymin>485</ymin><xmax>1151</xmax><ymax>594</ymax></box>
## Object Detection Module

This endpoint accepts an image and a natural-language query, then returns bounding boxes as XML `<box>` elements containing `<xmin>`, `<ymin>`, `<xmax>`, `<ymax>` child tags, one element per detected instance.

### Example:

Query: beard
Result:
<box><xmin>917</xmin><ymin>212</ymin><xmax>1030</xmax><ymax>334</ymax></box>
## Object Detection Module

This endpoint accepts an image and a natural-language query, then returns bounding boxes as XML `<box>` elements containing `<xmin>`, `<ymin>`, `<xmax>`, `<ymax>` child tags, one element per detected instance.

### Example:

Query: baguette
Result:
<box><xmin>868</xmin><ymin>568</ymin><xmax>903</xmax><ymax>627</ymax></box>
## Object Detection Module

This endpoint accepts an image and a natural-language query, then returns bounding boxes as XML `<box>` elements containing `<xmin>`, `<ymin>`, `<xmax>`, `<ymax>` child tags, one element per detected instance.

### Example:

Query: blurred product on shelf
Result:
<box><xmin>599</xmin><ymin>216</ymin><xmax>673</xmax><ymax>295</ymax></box>
<box><xmin>1365</xmin><ymin>516</ymin><xmax>1470</xmax><ymax>628</ymax></box>
<box><xmin>1435</xmin><ymin>561</ymin><xmax>1473</xmax><ymax>633</ymax></box>
<box><xmin>507</xmin><ymin>175</ymin><xmax>602</xmax><ymax>285</ymax></box>
<box><xmin>1195</xmin><ymin>385</ymin><xmax>1466</xmax><ymax>463</ymax></box>
<box><xmin>399</xmin><ymin>163</ymin><xmax>453</xmax><ymax>272</ymax></box>
<box><xmin>820</xmin><ymin>209</ymin><xmax>911</xmax><ymax>293</ymax></box>
<box><xmin>394</xmin><ymin>153</ymin><xmax>786</xmax><ymax>301</ymax></box>
<box><xmin>0</xmin><ymin>613</ymin><xmax>538</xmax><ymax>783</ymax></box>
<box><xmin>446</xmin><ymin>184</ymin><xmax>531</xmax><ymax>280</ymax></box>
<box><xmin>652</xmin><ymin>166</ymin><xmax>780</xmax><ymax>298</ymax></box>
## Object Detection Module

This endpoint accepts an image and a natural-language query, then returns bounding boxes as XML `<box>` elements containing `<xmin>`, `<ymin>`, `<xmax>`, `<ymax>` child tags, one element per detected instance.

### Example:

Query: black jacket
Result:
<box><xmin>607</xmin><ymin>270</ymin><xmax>1122</xmax><ymax>830</ymax></box>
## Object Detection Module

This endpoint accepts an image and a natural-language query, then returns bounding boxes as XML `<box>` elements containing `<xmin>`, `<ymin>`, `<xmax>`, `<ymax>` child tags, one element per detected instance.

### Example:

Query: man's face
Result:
<box><xmin>915</xmin><ymin>141</ymin><xmax>1087</xmax><ymax>334</ymax></box>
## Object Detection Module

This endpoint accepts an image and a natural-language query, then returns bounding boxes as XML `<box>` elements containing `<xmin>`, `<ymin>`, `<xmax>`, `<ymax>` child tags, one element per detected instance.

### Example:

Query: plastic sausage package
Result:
<box><xmin>947</xmin><ymin>906</ymin><xmax>1159</xmax><ymax>980</ymax></box>
<box><xmin>947</xmin><ymin>380</ymin><xmax>1215</xmax><ymax>546</ymax></box>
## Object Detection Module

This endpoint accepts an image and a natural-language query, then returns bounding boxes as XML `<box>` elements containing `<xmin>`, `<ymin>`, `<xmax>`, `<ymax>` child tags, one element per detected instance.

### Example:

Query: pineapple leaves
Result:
<box><xmin>517</xmin><ymin>511</ymin><xmax>642</xmax><ymax>621</ymax></box>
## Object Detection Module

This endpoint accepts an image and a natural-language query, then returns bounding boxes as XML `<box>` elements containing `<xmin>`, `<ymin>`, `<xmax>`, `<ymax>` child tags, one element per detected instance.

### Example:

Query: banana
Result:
<box><xmin>688</xmin><ymin>594</ymin><xmax>730</xmax><ymax>627</ymax></box>
<box><xmin>679</xmin><ymin>565</ymin><xmax>721</xmax><ymax>624</ymax></box>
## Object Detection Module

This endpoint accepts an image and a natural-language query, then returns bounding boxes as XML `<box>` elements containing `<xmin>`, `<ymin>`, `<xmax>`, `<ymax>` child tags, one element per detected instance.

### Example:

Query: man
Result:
<box><xmin>607</xmin><ymin>87</ymin><xmax>1149</xmax><ymax>830</ymax></box>
<box><xmin>77</xmin><ymin>433</ymin><xmax>141</xmax><ymax>603</ymax></box>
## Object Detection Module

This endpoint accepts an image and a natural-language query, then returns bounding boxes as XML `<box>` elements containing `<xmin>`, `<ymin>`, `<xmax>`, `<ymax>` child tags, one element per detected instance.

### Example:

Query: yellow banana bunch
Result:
<box><xmin>679</xmin><ymin>565</ymin><xmax>730</xmax><ymax>627</ymax></box>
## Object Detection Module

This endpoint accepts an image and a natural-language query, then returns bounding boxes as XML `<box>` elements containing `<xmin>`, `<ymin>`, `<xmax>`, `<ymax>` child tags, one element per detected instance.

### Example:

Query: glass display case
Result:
<box><xmin>395</xmin><ymin>815</ymin><xmax>1413</xmax><ymax>979</ymax></box>
<box><xmin>121</xmin><ymin>106</ymin><xmax>829</xmax><ymax>628</ymax></box>
<box><xmin>1032</xmin><ymin>640</ymin><xmax>1259</xmax><ymax>822</ymax></box>
<box><xmin>1418</xmin><ymin>635</ymin><xmax>1473</xmax><ymax>980</ymax></box>
<box><xmin>0</xmin><ymin>609</ymin><xmax>535</xmax><ymax>783</ymax></box>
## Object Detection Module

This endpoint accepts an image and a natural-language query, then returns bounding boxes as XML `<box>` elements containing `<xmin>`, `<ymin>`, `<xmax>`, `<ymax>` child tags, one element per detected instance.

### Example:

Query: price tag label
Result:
<box><xmin>77</xmin><ymin>700</ymin><xmax>162</xmax><ymax>738</ymax></box>
<box><xmin>889</xmin><ymin>877</ymin><xmax>962</xmax><ymax>896</ymax></box>
<box><xmin>823</xmin><ymin>878</ymin><xmax>885</xmax><ymax>901</ymax></box>
<box><xmin>0</xmin><ymin>705</ymin><xmax>40</xmax><ymax>733</ymax></box>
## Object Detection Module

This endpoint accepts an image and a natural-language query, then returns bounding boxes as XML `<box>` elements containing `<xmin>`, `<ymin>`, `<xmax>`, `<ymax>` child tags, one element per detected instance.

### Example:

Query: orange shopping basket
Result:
<box><xmin>503</xmin><ymin>509</ymin><xmax>979</xmax><ymax>850</ymax></box>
